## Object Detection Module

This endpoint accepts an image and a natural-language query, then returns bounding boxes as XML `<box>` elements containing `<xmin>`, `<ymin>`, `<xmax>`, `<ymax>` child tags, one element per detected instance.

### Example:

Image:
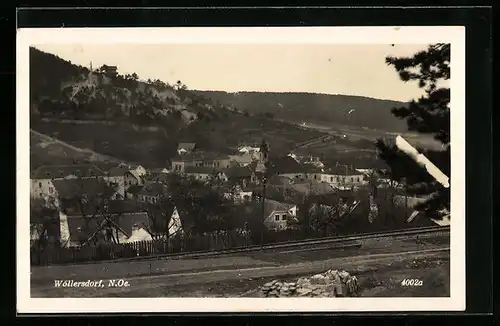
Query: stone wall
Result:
<box><xmin>257</xmin><ymin>269</ymin><xmax>359</xmax><ymax>298</ymax></box>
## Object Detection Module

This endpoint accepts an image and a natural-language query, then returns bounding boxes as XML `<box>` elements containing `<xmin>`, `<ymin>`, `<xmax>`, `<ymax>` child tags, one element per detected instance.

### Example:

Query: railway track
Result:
<box><xmin>104</xmin><ymin>225</ymin><xmax>450</xmax><ymax>264</ymax></box>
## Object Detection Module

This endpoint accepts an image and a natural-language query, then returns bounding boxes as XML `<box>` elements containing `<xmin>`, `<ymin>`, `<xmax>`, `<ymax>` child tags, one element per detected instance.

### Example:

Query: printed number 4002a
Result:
<box><xmin>400</xmin><ymin>279</ymin><xmax>423</xmax><ymax>286</ymax></box>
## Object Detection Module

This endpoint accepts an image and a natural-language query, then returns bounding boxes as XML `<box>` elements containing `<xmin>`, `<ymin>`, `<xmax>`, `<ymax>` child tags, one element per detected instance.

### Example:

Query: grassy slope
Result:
<box><xmin>31</xmin><ymin>119</ymin><xmax>176</xmax><ymax>168</ymax></box>
<box><xmin>30</xmin><ymin>129</ymin><xmax>124</xmax><ymax>170</ymax></box>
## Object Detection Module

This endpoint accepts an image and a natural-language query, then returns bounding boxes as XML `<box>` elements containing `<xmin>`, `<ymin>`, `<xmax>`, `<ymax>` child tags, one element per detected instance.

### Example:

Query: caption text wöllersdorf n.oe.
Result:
<box><xmin>54</xmin><ymin>279</ymin><xmax>130</xmax><ymax>288</ymax></box>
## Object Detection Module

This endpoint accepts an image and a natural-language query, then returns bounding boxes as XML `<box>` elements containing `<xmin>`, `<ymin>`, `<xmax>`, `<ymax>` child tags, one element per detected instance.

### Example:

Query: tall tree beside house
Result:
<box><xmin>30</xmin><ymin>198</ymin><xmax>59</xmax><ymax>250</ymax></box>
<box><xmin>161</xmin><ymin>173</ymin><xmax>234</xmax><ymax>235</ymax></box>
<box><xmin>58</xmin><ymin>178</ymin><xmax>120</xmax><ymax>246</ymax></box>
<box><xmin>290</xmin><ymin>195</ymin><xmax>313</xmax><ymax>236</ymax></box>
<box><xmin>376</xmin><ymin>43</ymin><xmax>451</xmax><ymax>219</ymax></box>
<box><xmin>141</xmin><ymin>195</ymin><xmax>183</xmax><ymax>245</ymax></box>
<box><xmin>290</xmin><ymin>193</ymin><xmax>353</xmax><ymax>236</ymax></box>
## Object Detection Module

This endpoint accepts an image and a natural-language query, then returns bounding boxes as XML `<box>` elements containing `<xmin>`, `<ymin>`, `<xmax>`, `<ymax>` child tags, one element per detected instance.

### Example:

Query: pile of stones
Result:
<box><xmin>258</xmin><ymin>269</ymin><xmax>359</xmax><ymax>298</ymax></box>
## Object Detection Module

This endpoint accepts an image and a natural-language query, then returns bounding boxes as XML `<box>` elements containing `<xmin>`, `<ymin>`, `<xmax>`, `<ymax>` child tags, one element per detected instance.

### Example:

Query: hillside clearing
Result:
<box><xmin>30</xmin><ymin>129</ymin><xmax>124</xmax><ymax>169</ymax></box>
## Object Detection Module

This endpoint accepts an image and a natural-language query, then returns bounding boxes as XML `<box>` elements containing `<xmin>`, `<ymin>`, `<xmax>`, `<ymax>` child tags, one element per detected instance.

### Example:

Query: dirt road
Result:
<box><xmin>31</xmin><ymin>246</ymin><xmax>449</xmax><ymax>297</ymax></box>
<box><xmin>31</xmin><ymin>236</ymin><xmax>449</xmax><ymax>284</ymax></box>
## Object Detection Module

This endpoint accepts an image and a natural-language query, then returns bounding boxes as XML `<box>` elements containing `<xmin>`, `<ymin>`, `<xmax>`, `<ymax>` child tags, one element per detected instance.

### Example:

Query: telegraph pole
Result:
<box><xmin>258</xmin><ymin>139</ymin><xmax>269</xmax><ymax>249</ymax></box>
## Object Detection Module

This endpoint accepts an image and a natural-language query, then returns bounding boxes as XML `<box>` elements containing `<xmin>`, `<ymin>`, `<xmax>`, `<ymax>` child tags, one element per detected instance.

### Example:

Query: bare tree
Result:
<box><xmin>30</xmin><ymin>198</ymin><xmax>59</xmax><ymax>250</ymax></box>
<box><xmin>141</xmin><ymin>194</ymin><xmax>181</xmax><ymax>241</ymax></box>
<box><xmin>58</xmin><ymin>176</ymin><xmax>119</xmax><ymax>247</ymax></box>
<box><xmin>290</xmin><ymin>193</ymin><xmax>359</xmax><ymax>236</ymax></box>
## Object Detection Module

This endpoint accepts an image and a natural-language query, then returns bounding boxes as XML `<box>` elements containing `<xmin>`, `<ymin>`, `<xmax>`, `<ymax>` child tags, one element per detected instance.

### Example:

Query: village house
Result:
<box><xmin>51</xmin><ymin>177</ymin><xmax>122</xmax><ymax>207</ymax></box>
<box><xmin>272</xmin><ymin>156</ymin><xmax>307</xmax><ymax>180</ymax></box>
<box><xmin>316</xmin><ymin>166</ymin><xmax>366</xmax><ymax>189</ymax></box>
<box><xmin>223</xmin><ymin>165</ymin><xmax>257</xmax><ymax>188</ymax></box>
<box><xmin>267</xmin><ymin>175</ymin><xmax>295</xmax><ymax>188</ymax></box>
<box><xmin>184</xmin><ymin>166</ymin><xmax>228</xmax><ymax>182</ymax></box>
<box><xmin>184</xmin><ymin>166</ymin><xmax>215</xmax><ymax>181</ymax></box>
<box><xmin>124</xmin><ymin>170</ymin><xmax>144</xmax><ymax>187</ymax></box>
<box><xmin>307</xmin><ymin>192</ymin><xmax>363</xmax><ymax>221</ymax></box>
<box><xmin>144</xmin><ymin>199</ymin><xmax>187</xmax><ymax>238</ymax></box>
<box><xmin>238</xmin><ymin>144</ymin><xmax>260</xmax><ymax>154</ymax></box>
<box><xmin>228</xmin><ymin>151</ymin><xmax>259</xmax><ymax>167</ymax></box>
<box><xmin>221</xmin><ymin>184</ymin><xmax>253</xmax><ymax>203</ymax></box>
<box><xmin>171</xmin><ymin>151</ymin><xmax>231</xmax><ymax>173</ymax></box>
<box><xmin>247</xmin><ymin>161</ymin><xmax>267</xmax><ymax>185</ymax></box>
<box><xmin>180</xmin><ymin>109</ymin><xmax>197</xmax><ymax>123</ymax></box>
<box><xmin>129</xmin><ymin>164</ymin><xmax>147</xmax><ymax>177</ymax></box>
<box><xmin>201</xmin><ymin>152</ymin><xmax>231</xmax><ymax>170</ymax></box>
<box><xmin>104</xmin><ymin>165</ymin><xmax>144</xmax><ymax>198</ymax></box>
<box><xmin>30</xmin><ymin>164</ymin><xmax>105</xmax><ymax>200</ymax></box>
<box><xmin>263</xmin><ymin>199</ymin><xmax>298</xmax><ymax>231</ymax></box>
<box><xmin>288</xmin><ymin>148</ymin><xmax>322</xmax><ymax>164</ymax></box>
<box><xmin>145</xmin><ymin>172</ymin><xmax>170</xmax><ymax>184</ymax></box>
<box><xmin>177</xmin><ymin>142</ymin><xmax>197</xmax><ymax>155</ymax></box>
<box><xmin>148</xmin><ymin>167</ymin><xmax>170</xmax><ymax>177</ymax></box>
<box><xmin>104</xmin><ymin>166</ymin><xmax>129</xmax><ymax>198</ymax></box>
<box><xmin>136</xmin><ymin>182</ymin><xmax>168</xmax><ymax>204</ymax></box>
<box><xmin>171</xmin><ymin>152</ymin><xmax>203</xmax><ymax>173</ymax></box>
<box><xmin>291</xmin><ymin>179</ymin><xmax>336</xmax><ymax>196</ymax></box>
<box><xmin>99</xmin><ymin>64</ymin><xmax>118</xmax><ymax>76</ymax></box>
<box><xmin>59</xmin><ymin>200</ymin><xmax>152</xmax><ymax>248</ymax></box>
<box><xmin>125</xmin><ymin>184</ymin><xmax>144</xmax><ymax>201</ymax></box>
<box><xmin>30</xmin><ymin>200</ymin><xmax>60</xmax><ymax>248</ymax></box>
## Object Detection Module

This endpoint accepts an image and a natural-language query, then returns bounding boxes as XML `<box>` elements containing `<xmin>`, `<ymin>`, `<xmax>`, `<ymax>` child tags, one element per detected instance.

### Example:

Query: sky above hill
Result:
<box><xmin>34</xmin><ymin>43</ymin><xmax>442</xmax><ymax>102</ymax></box>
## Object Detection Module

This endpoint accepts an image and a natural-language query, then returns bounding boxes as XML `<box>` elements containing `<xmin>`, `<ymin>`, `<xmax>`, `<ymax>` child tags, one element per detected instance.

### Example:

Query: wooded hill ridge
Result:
<box><xmin>193</xmin><ymin>90</ymin><xmax>409</xmax><ymax>133</ymax></box>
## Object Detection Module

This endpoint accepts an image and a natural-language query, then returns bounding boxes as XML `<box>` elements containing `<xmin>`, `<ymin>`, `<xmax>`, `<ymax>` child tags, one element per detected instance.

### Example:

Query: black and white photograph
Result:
<box><xmin>17</xmin><ymin>27</ymin><xmax>465</xmax><ymax>313</ymax></box>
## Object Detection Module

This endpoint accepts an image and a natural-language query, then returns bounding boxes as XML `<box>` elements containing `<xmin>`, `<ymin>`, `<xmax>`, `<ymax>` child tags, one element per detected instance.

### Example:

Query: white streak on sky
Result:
<box><xmin>395</xmin><ymin>135</ymin><xmax>450</xmax><ymax>188</ymax></box>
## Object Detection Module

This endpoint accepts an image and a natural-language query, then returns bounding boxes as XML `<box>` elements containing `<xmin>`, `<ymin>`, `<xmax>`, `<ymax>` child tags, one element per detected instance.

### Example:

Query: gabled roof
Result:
<box><xmin>322</xmin><ymin>166</ymin><xmax>364</xmax><ymax>176</ymax></box>
<box><xmin>184</xmin><ymin>166</ymin><xmax>218</xmax><ymax>174</ymax></box>
<box><xmin>107</xmin><ymin>200</ymin><xmax>144</xmax><ymax>214</ymax></box>
<box><xmin>126</xmin><ymin>170</ymin><xmax>142</xmax><ymax>181</ymax></box>
<box><xmin>138</xmin><ymin>182</ymin><xmax>167</xmax><ymax>197</ymax></box>
<box><xmin>291</xmin><ymin>180</ymin><xmax>336</xmax><ymax>195</ymax></box>
<box><xmin>268</xmin><ymin>175</ymin><xmax>294</xmax><ymax>186</ymax></box>
<box><xmin>199</xmin><ymin>151</ymin><xmax>230</xmax><ymax>161</ymax></box>
<box><xmin>150</xmin><ymin>168</ymin><xmax>169</xmax><ymax>174</ymax></box>
<box><xmin>177</xmin><ymin>142</ymin><xmax>196</xmax><ymax>151</ymax></box>
<box><xmin>126</xmin><ymin>184</ymin><xmax>144</xmax><ymax>195</ymax></box>
<box><xmin>141</xmin><ymin>199</ymin><xmax>180</xmax><ymax>233</ymax></box>
<box><xmin>66</xmin><ymin>212</ymin><xmax>149</xmax><ymax>243</ymax></box>
<box><xmin>223</xmin><ymin>166</ymin><xmax>254</xmax><ymax>178</ymax></box>
<box><xmin>107</xmin><ymin>166</ymin><xmax>129</xmax><ymax>177</ymax></box>
<box><xmin>52</xmin><ymin>178</ymin><xmax>114</xmax><ymax>200</ymax></box>
<box><xmin>269</xmin><ymin>156</ymin><xmax>305</xmax><ymax>174</ymax></box>
<box><xmin>229</xmin><ymin>152</ymin><xmax>258</xmax><ymax>163</ymax></box>
<box><xmin>301</xmin><ymin>164</ymin><xmax>323</xmax><ymax>174</ymax></box>
<box><xmin>130</xmin><ymin>164</ymin><xmax>144</xmax><ymax>170</ymax></box>
<box><xmin>264</xmin><ymin>199</ymin><xmax>296</xmax><ymax>218</ymax></box>
<box><xmin>171</xmin><ymin>152</ymin><xmax>204</xmax><ymax>162</ymax></box>
<box><xmin>31</xmin><ymin>164</ymin><xmax>105</xmax><ymax>179</ymax></box>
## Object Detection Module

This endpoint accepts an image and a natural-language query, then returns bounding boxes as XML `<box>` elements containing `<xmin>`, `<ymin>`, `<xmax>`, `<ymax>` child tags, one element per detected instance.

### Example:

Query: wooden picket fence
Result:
<box><xmin>30</xmin><ymin>230</ymin><xmax>253</xmax><ymax>266</ymax></box>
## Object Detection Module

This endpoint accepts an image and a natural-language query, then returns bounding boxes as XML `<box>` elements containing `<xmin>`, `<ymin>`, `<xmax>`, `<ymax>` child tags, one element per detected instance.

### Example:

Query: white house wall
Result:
<box><xmin>264</xmin><ymin>210</ymin><xmax>293</xmax><ymax>230</ymax></box>
<box><xmin>30</xmin><ymin>179</ymin><xmax>56</xmax><ymax>199</ymax></box>
<box><xmin>168</xmin><ymin>208</ymin><xmax>183</xmax><ymax>237</ymax></box>
<box><xmin>122</xmin><ymin>228</ymin><xmax>152</xmax><ymax>243</ymax></box>
<box><xmin>134</xmin><ymin>166</ymin><xmax>147</xmax><ymax>177</ymax></box>
<box><xmin>59</xmin><ymin>211</ymin><xmax>71</xmax><ymax>248</ymax></box>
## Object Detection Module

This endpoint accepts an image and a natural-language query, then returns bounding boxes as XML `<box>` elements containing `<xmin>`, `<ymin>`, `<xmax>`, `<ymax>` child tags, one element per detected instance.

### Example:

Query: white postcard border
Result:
<box><xmin>17</xmin><ymin>26</ymin><xmax>466</xmax><ymax>313</ymax></box>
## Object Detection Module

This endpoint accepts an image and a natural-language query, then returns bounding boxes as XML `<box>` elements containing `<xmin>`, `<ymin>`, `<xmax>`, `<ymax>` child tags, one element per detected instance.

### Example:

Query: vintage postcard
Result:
<box><xmin>17</xmin><ymin>26</ymin><xmax>465</xmax><ymax>313</ymax></box>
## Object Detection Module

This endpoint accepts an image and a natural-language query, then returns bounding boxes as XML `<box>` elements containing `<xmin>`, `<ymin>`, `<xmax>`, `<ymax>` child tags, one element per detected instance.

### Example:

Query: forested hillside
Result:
<box><xmin>29</xmin><ymin>47</ymin><xmax>329</xmax><ymax>168</ymax></box>
<box><xmin>193</xmin><ymin>91</ymin><xmax>409</xmax><ymax>133</ymax></box>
